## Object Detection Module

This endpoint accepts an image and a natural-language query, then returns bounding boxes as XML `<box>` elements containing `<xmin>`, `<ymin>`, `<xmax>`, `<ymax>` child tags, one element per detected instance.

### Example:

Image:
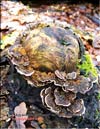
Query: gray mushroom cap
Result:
<box><xmin>54</xmin><ymin>88</ymin><xmax>76</xmax><ymax>107</ymax></box>
<box><xmin>62</xmin><ymin>72</ymin><xmax>96</xmax><ymax>94</ymax></box>
<box><xmin>40</xmin><ymin>87</ymin><xmax>85</xmax><ymax>118</ymax></box>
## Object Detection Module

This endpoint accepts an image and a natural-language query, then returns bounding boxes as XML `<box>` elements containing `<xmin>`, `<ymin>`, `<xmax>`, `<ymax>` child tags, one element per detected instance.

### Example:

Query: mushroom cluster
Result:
<box><xmin>8</xmin><ymin>24</ymin><xmax>84</xmax><ymax>86</ymax></box>
<box><xmin>5</xmin><ymin>23</ymin><xmax>97</xmax><ymax>118</ymax></box>
<box><xmin>41</xmin><ymin>86</ymin><xmax>85</xmax><ymax>118</ymax></box>
<box><xmin>40</xmin><ymin>72</ymin><xmax>96</xmax><ymax>118</ymax></box>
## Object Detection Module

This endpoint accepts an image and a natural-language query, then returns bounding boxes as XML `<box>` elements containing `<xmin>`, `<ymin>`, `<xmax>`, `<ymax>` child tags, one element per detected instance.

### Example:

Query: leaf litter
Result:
<box><xmin>0</xmin><ymin>0</ymin><xmax>100</xmax><ymax>128</ymax></box>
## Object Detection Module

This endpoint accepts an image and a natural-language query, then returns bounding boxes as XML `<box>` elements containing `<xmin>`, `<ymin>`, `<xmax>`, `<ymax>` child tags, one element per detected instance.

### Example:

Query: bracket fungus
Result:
<box><xmin>7</xmin><ymin>24</ymin><xmax>85</xmax><ymax>86</ymax></box>
<box><xmin>1</xmin><ymin>23</ymin><xmax>98</xmax><ymax>118</ymax></box>
<box><xmin>40</xmin><ymin>87</ymin><xmax>85</xmax><ymax>118</ymax></box>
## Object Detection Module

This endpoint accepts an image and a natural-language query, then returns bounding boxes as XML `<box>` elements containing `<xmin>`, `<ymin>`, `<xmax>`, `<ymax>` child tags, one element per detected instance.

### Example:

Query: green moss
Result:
<box><xmin>77</xmin><ymin>53</ymin><xmax>98</xmax><ymax>77</ymax></box>
<box><xmin>97</xmin><ymin>93</ymin><xmax>100</xmax><ymax>100</ymax></box>
<box><xmin>95</xmin><ymin>109</ymin><xmax>100</xmax><ymax>119</ymax></box>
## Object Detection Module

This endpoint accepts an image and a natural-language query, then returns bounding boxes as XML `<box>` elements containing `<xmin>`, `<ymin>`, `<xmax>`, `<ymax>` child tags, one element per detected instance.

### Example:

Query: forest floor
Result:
<box><xmin>0</xmin><ymin>0</ymin><xmax>100</xmax><ymax>128</ymax></box>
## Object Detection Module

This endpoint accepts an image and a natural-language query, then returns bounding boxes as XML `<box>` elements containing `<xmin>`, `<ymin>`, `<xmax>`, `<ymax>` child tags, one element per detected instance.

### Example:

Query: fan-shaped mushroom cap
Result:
<box><xmin>62</xmin><ymin>73</ymin><xmax>96</xmax><ymax>94</ymax></box>
<box><xmin>54</xmin><ymin>88</ymin><xmax>76</xmax><ymax>106</ymax></box>
<box><xmin>67</xmin><ymin>99</ymin><xmax>85</xmax><ymax>116</ymax></box>
<box><xmin>40</xmin><ymin>87</ymin><xmax>85</xmax><ymax>118</ymax></box>
<box><xmin>41</xmin><ymin>87</ymin><xmax>60</xmax><ymax>114</ymax></box>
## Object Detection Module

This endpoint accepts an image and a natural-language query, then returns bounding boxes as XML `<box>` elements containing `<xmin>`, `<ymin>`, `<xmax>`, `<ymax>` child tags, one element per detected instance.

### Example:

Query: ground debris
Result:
<box><xmin>1</xmin><ymin>1</ymin><xmax>100</xmax><ymax>67</ymax></box>
<box><xmin>0</xmin><ymin>1</ymin><xmax>100</xmax><ymax>128</ymax></box>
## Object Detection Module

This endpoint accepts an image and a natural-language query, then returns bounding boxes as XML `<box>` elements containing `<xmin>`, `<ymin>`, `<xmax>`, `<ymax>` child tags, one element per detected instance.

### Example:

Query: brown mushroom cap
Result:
<box><xmin>62</xmin><ymin>73</ymin><xmax>96</xmax><ymax>94</ymax></box>
<box><xmin>67</xmin><ymin>99</ymin><xmax>85</xmax><ymax>115</ymax></box>
<box><xmin>40</xmin><ymin>87</ymin><xmax>61</xmax><ymax>114</ymax></box>
<box><xmin>40</xmin><ymin>86</ymin><xmax>85</xmax><ymax>118</ymax></box>
<box><xmin>54</xmin><ymin>88</ymin><xmax>76</xmax><ymax>107</ymax></box>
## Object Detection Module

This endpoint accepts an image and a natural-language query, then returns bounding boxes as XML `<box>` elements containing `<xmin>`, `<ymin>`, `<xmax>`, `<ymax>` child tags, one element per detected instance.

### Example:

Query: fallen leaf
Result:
<box><xmin>14</xmin><ymin>102</ymin><xmax>28</xmax><ymax>129</ymax></box>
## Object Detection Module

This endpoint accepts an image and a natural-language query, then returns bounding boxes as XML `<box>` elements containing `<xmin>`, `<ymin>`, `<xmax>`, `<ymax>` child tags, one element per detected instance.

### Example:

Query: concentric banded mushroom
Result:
<box><xmin>8</xmin><ymin>24</ymin><xmax>85</xmax><ymax>87</ymax></box>
<box><xmin>62</xmin><ymin>72</ymin><xmax>96</xmax><ymax>94</ymax></box>
<box><xmin>1</xmin><ymin>23</ymin><xmax>98</xmax><ymax>118</ymax></box>
<box><xmin>40</xmin><ymin>87</ymin><xmax>85</xmax><ymax>118</ymax></box>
